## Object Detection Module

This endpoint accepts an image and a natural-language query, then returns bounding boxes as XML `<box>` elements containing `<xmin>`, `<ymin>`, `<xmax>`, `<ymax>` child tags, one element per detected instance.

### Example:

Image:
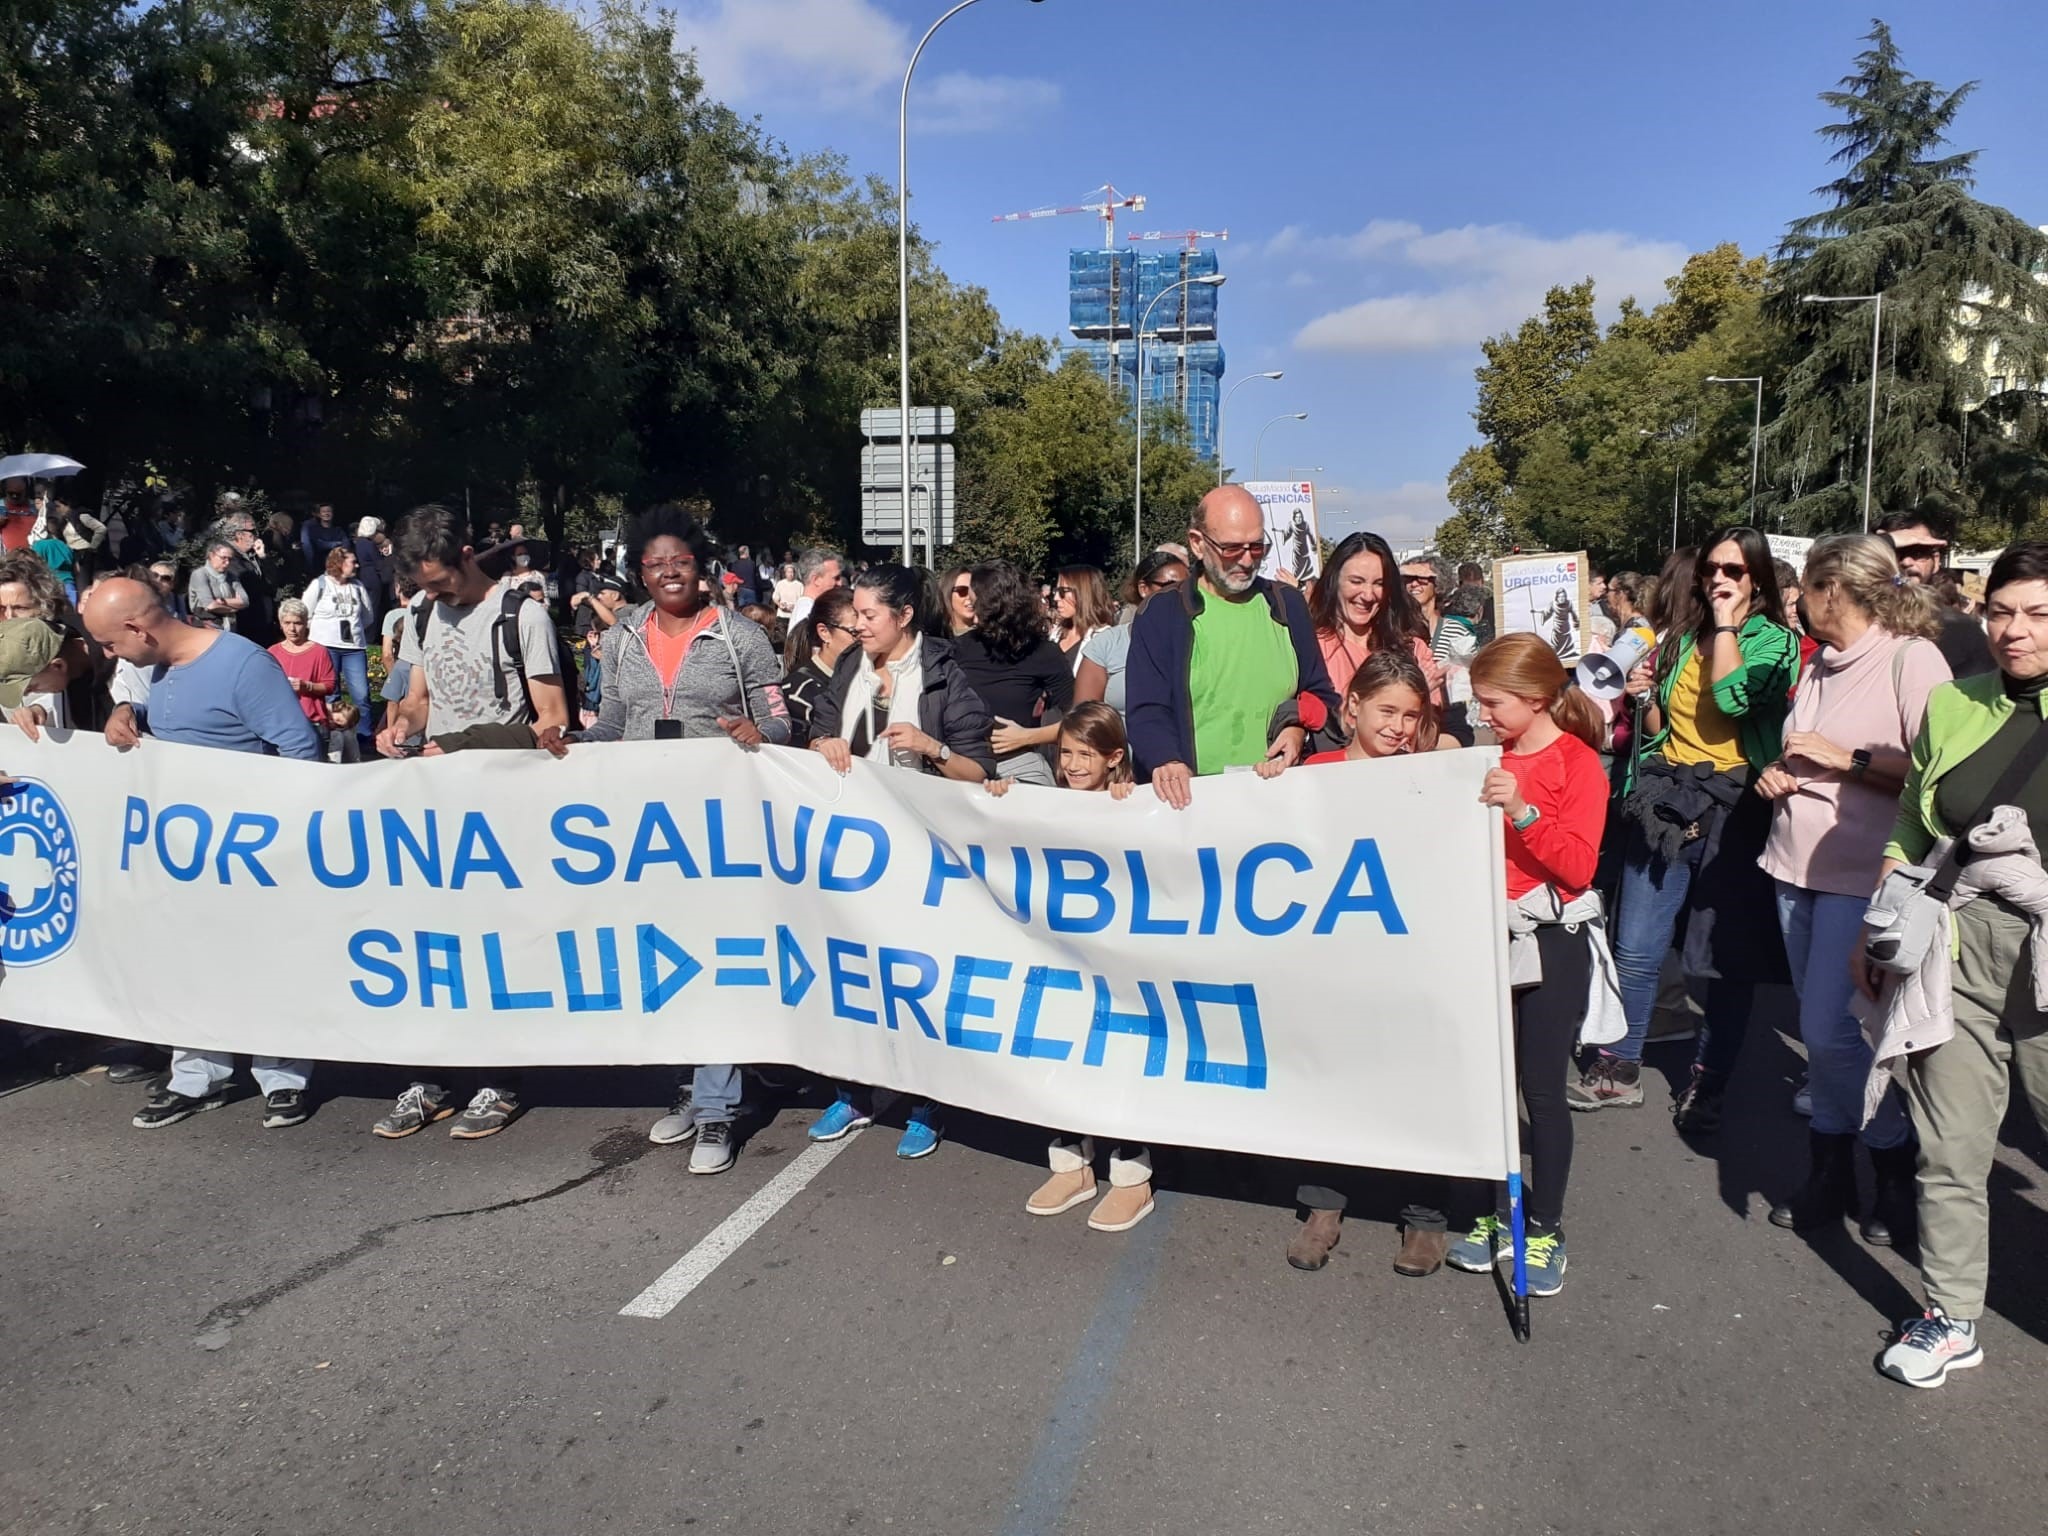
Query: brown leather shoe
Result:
<box><xmin>1393</xmin><ymin>1225</ymin><xmax>1449</xmax><ymax>1277</ymax></box>
<box><xmin>1286</xmin><ymin>1209</ymin><xmax>1342</xmax><ymax>1271</ymax></box>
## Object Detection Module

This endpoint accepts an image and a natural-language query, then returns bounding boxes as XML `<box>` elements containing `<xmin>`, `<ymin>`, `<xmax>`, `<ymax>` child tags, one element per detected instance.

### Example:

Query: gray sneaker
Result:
<box><xmin>1879</xmin><ymin>1308</ymin><xmax>1983</xmax><ymax>1388</ymax></box>
<box><xmin>449</xmin><ymin>1086</ymin><xmax>519</xmax><ymax>1139</ymax></box>
<box><xmin>1567</xmin><ymin>1054</ymin><xmax>1644</xmax><ymax>1111</ymax></box>
<box><xmin>649</xmin><ymin>1086</ymin><xmax>698</xmax><ymax>1145</ymax></box>
<box><xmin>688</xmin><ymin>1120</ymin><xmax>737</xmax><ymax>1175</ymax></box>
<box><xmin>1516</xmin><ymin>1228</ymin><xmax>1568</xmax><ymax>1297</ymax></box>
<box><xmin>372</xmin><ymin>1083</ymin><xmax>452</xmax><ymax>1139</ymax></box>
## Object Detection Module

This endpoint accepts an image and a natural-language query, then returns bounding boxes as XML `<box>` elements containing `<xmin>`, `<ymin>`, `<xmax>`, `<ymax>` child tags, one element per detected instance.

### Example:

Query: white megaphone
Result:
<box><xmin>1574</xmin><ymin>626</ymin><xmax>1653</xmax><ymax>702</ymax></box>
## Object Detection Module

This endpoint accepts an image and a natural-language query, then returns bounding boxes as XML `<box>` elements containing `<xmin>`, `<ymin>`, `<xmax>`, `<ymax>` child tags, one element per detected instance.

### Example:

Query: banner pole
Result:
<box><xmin>1484</xmin><ymin>752</ymin><xmax>1531</xmax><ymax>1342</ymax></box>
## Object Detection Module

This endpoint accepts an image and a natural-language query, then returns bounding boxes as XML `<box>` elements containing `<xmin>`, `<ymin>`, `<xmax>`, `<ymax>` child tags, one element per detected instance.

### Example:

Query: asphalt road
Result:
<box><xmin>5</xmin><ymin>993</ymin><xmax>2047</xmax><ymax>1536</ymax></box>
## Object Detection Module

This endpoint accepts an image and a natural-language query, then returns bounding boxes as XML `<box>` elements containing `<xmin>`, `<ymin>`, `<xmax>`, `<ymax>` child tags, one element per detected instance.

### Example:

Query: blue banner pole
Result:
<box><xmin>1507</xmin><ymin>1170</ymin><xmax>1530</xmax><ymax>1342</ymax></box>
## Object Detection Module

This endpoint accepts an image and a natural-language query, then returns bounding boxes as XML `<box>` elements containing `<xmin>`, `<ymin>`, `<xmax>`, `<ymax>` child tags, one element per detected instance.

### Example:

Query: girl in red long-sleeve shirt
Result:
<box><xmin>1444</xmin><ymin>634</ymin><xmax>1610</xmax><ymax>1297</ymax></box>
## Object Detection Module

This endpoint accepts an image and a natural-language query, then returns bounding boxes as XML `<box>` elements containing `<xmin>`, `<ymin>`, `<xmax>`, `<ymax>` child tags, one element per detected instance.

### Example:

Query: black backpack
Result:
<box><xmin>413</xmin><ymin>586</ymin><xmax>533</xmax><ymax>709</ymax></box>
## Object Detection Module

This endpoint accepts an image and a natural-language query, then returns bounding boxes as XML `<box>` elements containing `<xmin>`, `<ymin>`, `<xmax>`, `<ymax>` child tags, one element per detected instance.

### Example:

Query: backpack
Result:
<box><xmin>414</xmin><ymin>585</ymin><xmax>534</xmax><ymax>710</ymax></box>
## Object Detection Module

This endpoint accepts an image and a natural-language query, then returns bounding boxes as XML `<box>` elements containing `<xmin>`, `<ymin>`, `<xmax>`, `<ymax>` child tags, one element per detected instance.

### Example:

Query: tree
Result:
<box><xmin>1767</xmin><ymin>20</ymin><xmax>2048</xmax><ymax>534</ymax></box>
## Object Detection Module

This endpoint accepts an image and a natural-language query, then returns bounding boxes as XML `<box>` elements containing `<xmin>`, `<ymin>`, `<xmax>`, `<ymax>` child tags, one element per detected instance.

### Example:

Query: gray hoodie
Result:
<box><xmin>580</xmin><ymin>602</ymin><xmax>790</xmax><ymax>744</ymax></box>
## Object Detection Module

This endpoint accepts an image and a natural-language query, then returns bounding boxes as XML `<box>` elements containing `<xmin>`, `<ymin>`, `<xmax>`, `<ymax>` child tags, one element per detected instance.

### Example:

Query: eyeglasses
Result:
<box><xmin>1892</xmin><ymin>543</ymin><xmax>1944</xmax><ymax>562</ymax></box>
<box><xmin>640</xmin><ymin>557</ymin><xmax>698</xmax><ymax>574</ymax></box>
<box><xmin>825</xmin><ymin>621</ymin><xmax>858</xmax><ymax>636</ymax></box>
<box><xmin>1199</xmin><ymin>537</ymin><xmax>1270</xmax><ymax>560</ymax></box>
<box><xmin>1704</xmin><ymin>561</ymin><xmax>1750</xmax><ymax>582</ymax></box>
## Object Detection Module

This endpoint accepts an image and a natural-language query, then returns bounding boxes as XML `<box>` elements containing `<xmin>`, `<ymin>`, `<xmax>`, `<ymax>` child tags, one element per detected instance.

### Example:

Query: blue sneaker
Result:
<box><xmin>1446</xmin><ymin>1215</ymin><xmax>1508</xmax><ymax>1273</ymax></box>
<box><xmin>808</xmin><ymin>1098</ymin><xmax>871</xmax><ymax>1142</ymax></box>
<box><xmin>895</xmin><ymin>1104</ymin><xmax>943</xmax><ymax>1160</ymax></box>
<box><xmin>1518</xmin><ymin>1228</ymin><xmax>1567</xmax><ymax>1297</ymax></box>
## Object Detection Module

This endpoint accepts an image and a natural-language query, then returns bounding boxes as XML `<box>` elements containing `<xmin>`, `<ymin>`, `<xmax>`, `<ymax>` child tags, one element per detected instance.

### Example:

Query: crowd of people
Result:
<box><xmin>2</xmin><ymin>473</ymin><xmax>2044</xmax><ymax>1392</ymax></box>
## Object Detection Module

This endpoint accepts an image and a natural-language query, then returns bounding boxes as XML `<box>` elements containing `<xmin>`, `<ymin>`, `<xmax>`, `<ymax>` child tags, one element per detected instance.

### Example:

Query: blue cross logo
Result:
<box><xmin>0</xmin><ymin>779</ymin><xmax>80</xmax><ymax>966</ymax></box>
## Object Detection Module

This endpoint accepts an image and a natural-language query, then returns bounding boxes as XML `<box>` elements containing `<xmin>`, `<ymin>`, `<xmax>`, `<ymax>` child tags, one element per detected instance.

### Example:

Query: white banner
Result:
<box><xmin>0</xmin><ymin>734</ymin><xmax>1516</xmax><ymax>1179</ymax></box>
<box><xmin>1766</xmin><ymin>533</ymin><xmax>1815</xmax><ymax>568</ymax></box>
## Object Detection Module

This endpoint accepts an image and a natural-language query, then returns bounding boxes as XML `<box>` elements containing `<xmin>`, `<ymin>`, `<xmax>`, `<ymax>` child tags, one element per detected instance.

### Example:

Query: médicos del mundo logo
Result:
<box><xmin>0</xmin><ymin>778</ymin><xmax>81</xmax><ymax>966</ymax></box>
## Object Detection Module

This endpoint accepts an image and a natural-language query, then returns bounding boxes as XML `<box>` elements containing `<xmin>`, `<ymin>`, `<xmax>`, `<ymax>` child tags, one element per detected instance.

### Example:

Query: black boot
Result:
<box><xmin>1769</xmin><ymin>1131</ymin><xmax>1857</xmax><ymax>1230</ymax></box>
<box><xmin>1671</xmin><ymin>1066</ymin><xmax>1728</xmax><ymax>1135</ymax></box>
<box><xmin>1863</xmin><ymin>1141</ymin><xmax>1918</xmax><ymax>1249</ymax></box>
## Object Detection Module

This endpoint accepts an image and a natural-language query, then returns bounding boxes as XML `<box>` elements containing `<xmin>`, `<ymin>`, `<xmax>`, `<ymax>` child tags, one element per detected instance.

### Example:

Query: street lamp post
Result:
<box><xmin>1216</xmin><ymin>370</ymin><xmax>1283</xmax><ymax>486</ymax></box>
<box><xmin>1704</xmin><ymin>375</ymin><xmax>1764</xmax><ymax>516</ymax></box>
<box><xmin>1639</xmin><ymin>428</ymin><xmax>1683</xmax><ymax>549</ymax></box>
<box><xmin>1800</xmin><ymin>292</ymin><xmax>1884</xmax><ymax>531</ymax></box>
<box><xmin>1253</xmin><ymin>412</ymin><xmax>1308</xmax><ymax>479</ymax></box>
<box><xmin>899</xmin><ymin>0</ymin><xmax>1046</xmax><ymax>566</ymax></box>
<box><xmin>1133</xmin><ymin>273</ymin><xmax>1227</xmax><ymax>560</ymax></box>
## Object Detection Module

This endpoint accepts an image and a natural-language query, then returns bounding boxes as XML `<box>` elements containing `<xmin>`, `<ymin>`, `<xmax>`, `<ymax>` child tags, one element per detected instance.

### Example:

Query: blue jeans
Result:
<box><xmin>327</xmin><ymin>646</ymin><xmax>373</xmax><ymax>743</ymax></box>
<box><xmin>1610</xmin><ymin>826</ymin><xmax>1753</xmax><ymax>1070</ymax></box>
<box><xmin>1774</xmin><ymin>881</ymin><xmax>1910</xmax><ymax>1147</ymax></box>
<box><xmin>693</xmin><ymin>1064</ymin><xmax>740</xmax><ymax>1124</ymax></box>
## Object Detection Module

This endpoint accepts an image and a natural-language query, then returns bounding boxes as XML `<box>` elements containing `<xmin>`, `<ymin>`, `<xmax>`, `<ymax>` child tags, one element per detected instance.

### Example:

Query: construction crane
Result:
<box><xmin>1127</xmin><ymin>229</ymin><xmax>1229</xmax><ymax>250</ymax></box>
<box><xmin>991</xmin><ymin>184</ymin><xmax>1146</xmax><ymax>250</ymax></box>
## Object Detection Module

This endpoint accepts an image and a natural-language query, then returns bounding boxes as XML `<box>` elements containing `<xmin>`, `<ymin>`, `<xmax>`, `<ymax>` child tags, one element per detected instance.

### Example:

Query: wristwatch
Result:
<box><xmin>936</xmin><ymin>743</ymin><xmax>952</xmax><ymax>765</ymax></box>
<box><xmin>1850</xmin><ymin>748</ymin><xmax>1872</xmax><ymax>780</ymax></box>
<box><xmin>1511</xmin><ymin>804</ymin><xmax>1541</xmax><ymax>831</ymax></box>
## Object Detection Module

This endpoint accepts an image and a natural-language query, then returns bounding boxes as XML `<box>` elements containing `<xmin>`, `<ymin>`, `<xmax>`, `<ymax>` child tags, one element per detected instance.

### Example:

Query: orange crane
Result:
<box><xmin>1127</xmin><ymin>229</ymin><xmax>1229</xmax><ymax>250</ymax></box>
<box><xmin>991</xmin><ymin>184</ymin><xmax>1146</xmax><ymax>249</ymax></box>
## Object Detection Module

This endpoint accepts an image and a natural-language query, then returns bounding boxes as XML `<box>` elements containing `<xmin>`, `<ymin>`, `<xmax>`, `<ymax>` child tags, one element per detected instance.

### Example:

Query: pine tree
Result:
<box><xmin>1768</xmin><ymin>20</ymin><xmax>2048</xmax><ymax>535</ymax></box>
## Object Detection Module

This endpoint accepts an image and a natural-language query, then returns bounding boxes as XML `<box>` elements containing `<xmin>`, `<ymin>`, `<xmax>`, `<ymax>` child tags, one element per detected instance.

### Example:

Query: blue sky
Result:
<box><xmin>667</xmin><ymin>0</ymin><xmax>2048</xmax><ymax>547</ymax></box>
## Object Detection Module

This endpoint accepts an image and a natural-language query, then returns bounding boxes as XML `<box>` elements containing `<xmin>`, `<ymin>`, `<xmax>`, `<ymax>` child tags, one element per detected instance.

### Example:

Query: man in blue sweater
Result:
<box><xmin>82</xmin><ymin>577</ymin><xmax>324</xmax><ymax>1131</ymax></box>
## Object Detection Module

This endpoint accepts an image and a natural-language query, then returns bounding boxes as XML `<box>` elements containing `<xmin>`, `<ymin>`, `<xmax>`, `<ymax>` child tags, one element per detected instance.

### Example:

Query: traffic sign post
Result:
<box><xmin>862</xmin><ymin>405</ymin><xmax>956</xmax><ymax>561</ymax></box>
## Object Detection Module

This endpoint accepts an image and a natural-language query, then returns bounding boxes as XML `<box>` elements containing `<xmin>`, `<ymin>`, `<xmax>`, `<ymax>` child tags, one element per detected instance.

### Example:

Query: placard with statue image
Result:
<box><xmin>1242</xmin><ymin>481</ymin><xmax>1319</xmax><ymax>583</ymax></box>
<box><xmin>1491</xmin><ymin>551</ymin><xmax>1589</xmax><ymax>665</ymax></box>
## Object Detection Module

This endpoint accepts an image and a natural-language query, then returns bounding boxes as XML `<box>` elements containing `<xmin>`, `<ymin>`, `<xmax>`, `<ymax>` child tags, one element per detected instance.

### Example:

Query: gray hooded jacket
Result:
<box><xmin>580</xmin><ymin>602</ymin><xmax>790</xmax><ymax>744</ymax></box>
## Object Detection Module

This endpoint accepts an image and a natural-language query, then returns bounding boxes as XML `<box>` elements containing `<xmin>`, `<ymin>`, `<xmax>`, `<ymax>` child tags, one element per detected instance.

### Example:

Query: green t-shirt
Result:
<box><xmin>1189</xmin><ymin>590</ymin><xmax>1298</xmax><ymax>774</ymax></box>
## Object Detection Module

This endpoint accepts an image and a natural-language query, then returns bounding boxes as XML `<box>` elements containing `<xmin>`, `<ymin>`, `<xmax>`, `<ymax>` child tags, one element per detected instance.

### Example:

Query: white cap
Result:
<box><xmin>356</xmin><ymin>516</ymin><xmax>383</xmax><ymax>538</ymax></box>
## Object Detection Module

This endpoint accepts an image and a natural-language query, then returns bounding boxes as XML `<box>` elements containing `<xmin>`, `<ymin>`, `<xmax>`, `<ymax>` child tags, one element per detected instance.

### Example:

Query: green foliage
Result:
<box><xmin>1439</xmin><ymin>22</ymin><xmax>2048</xmax><ymax>561</ymax></box>
<box><xmin>0</xmin><ymin>0</ymin><xmax>1190</xmax><ymax>575</ymax></box>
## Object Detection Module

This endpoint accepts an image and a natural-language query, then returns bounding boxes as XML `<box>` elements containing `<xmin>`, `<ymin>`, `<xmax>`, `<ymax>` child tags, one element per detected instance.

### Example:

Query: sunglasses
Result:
<box><xmin>1704</xmin><ymin>561</ymin><xmax>1751</xmax><ymax>582</ymax></box>
<box><xmin>1892</xmin><ymin>543</ymin><xmax>1944</xmax><ymax>562</ymax></box>
<box><xmin>1054</xmin><ymin>585</ymin><xmax>1077</xmax><ymax>597</ymax></box>
<box><xmin>1403</xmin><ymin>572</ymin><xmax>1437</xmax><ymax>587</ymax></box>
<box><xmin>1201</xmin><ymin>537</ymin><xmax>1271</xmax><ymax>560</ymax></box>
<box><xmin>951</xmin><ymin>585</ymin><xmax>972</xmax><ymax>598</ymax></box>
<box><xmin>1149</xmin><ymin>575</ymin><xmax>1185</xmax><ymax>590</ymax></box>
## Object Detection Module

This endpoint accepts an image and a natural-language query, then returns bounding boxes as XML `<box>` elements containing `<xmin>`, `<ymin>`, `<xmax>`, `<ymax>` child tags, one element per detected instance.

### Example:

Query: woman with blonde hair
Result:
<box><xmin>1755</xmin><ymin>534</ymin><xmax>1950</xmax><ymax>1243</ymax></box>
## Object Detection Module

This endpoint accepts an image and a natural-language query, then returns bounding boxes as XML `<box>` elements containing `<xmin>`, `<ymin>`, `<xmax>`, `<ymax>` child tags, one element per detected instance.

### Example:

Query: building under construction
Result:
<box><xmin>994</xmin><ymin>188</ymin><xmax>1226</xmax><ymax>461</ymax></box>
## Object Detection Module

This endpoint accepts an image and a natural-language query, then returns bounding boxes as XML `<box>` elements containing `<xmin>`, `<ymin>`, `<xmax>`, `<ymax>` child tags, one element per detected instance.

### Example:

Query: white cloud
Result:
<box><xmin>672</xmin><ymin>0</ymin><xmax>1058</xmax><ymax>131</ymax></box>
<box><xmin>1316</xmin><ymin>481</ymin><xmax>1455</xmax><ymax>548</ymax></box>
<box><xmin>1290</xmin><ymin>222</ymin><xmax>1687</xmax><ymax>355</ymax></box>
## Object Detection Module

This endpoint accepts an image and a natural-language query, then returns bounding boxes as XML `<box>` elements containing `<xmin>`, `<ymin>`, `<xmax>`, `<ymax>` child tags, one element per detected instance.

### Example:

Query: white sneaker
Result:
<box><xmin>1879</xmin><ymin>1308</ymin><xmax>1983</xmax><ymax>1388</ymax></box>
<box><xmin>689</xmin><ymin>1120</ymin><xmax>737</xmax><ymax>1175</ymax></box>
<box><xmin>649</xmin><ymin>1089</ymin><xmax>697</xmax><ymax>1145</ymax></box>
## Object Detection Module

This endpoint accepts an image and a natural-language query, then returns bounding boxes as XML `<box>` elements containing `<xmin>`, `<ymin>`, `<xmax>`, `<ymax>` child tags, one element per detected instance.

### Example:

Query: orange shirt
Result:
<box><xmin>643</xmin><ymin>608</ymin><xmax>718</xmax><ymax>693</ymax></box>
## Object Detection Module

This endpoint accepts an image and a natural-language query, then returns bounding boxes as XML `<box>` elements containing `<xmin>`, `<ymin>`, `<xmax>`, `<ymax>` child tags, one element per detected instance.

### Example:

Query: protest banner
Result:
<box><xmin>0</xmin><ymin>734</ymin><xmax>1518</xmax><ymax>1181</ymax></box>
<box><xmin>1491</xmin><ymin>551</ymin><xmax>1589</xmax><ymax>664</ymax></box>
<box><xmin>1242</xmin><ymin>481</ymin><xmax>1320</xmax><ymax>583</ymax></box>
<box><xmin>1766</xmin><ymin>533</ymin><xmax>1815</xmax><ymax>568</ymax></box>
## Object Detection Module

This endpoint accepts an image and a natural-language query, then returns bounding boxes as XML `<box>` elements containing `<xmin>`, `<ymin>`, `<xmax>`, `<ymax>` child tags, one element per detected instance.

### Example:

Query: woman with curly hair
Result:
<box><xmin>951</xmin><ymin>560</ymin><xmax>1074</xmax><ymax>786</ymax></box>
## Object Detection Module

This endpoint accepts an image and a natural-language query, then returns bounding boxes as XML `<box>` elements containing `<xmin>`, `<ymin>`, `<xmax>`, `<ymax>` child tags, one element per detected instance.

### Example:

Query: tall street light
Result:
<box><xmin>1253</xmin><ymin>412</ymin><xmax>1308</xmax><ymax>479</ymax></box>
<box><xmin>1133</xmin><ymin>273</ymin><xmax>1227</xmax><ymax>560</ymax></box>
<box><xmin>1639</xmin><ymin>428</ymin><xmax>1683</xmax><ymax>549</ymax></box>
<box><xmin>1704</xmin><ymin>375</ymin><xmax>1764</xmax><ymax>517</ymax></box>
<box><xmin>1800</xmin><ymin>291</ymin><xmax>1884</xmax><ymax>531</ymax></box>
<box><xmin>899</xmin><ymin>0</ymin><xmax>1047</xmax><ymax>566</ymax></box>
<box><xmin>1217</xmin><ymin>370</ymin><xmax>1283</xmax><ymax>486</ymax></box>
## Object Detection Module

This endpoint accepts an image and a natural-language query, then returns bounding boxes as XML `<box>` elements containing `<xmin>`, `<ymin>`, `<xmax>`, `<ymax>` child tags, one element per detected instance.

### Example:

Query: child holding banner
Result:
<box><xmin>985</xmin><ymin>703</ymin><xmax>1157</xmax><ymax>1232</ymax></box>
<box><xmin>1440</xmin><ymin>635</ymin><xmax>1611</xmax><ymax>1297</ymax></box>
<box><xmin>1286</xmin><ymin>651</ymin><xmax>1455</xmax><ymax>1274</ymax></box>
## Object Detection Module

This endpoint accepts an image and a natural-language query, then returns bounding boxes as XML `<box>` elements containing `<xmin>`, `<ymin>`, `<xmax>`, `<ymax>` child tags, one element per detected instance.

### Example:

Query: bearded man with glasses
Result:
<box><xmin>1125</xmin><ymin>484</ymin><xmax>1338</xmax><ymax>809</ymax></box>
<box><xmin>1876</xmin><ymin>510</ymin><xmax>1993</xmax><ymax>680</ymax></box>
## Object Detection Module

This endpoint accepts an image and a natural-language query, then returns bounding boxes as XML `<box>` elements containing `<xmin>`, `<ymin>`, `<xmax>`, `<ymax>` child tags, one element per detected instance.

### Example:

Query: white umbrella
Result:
<box><xmin>0</xmin><ymin>453</ymin><xmax>84</xmax><ymax>480</ymax></box>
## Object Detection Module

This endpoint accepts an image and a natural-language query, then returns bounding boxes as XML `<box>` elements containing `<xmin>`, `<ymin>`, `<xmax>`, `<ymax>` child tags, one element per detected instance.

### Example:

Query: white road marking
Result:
<box><xmin>618</xmin><ymin>1131</ymin><xmax>862</xmax><ymax>1319</ymax></box>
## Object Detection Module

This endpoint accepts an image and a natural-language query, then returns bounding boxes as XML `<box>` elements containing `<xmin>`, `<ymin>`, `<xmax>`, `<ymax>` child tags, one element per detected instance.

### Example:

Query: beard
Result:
<box><xmin>1202</xmin><ymin>554</ymin><xmax>1256</xmax><ymax>594</ymax></box>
